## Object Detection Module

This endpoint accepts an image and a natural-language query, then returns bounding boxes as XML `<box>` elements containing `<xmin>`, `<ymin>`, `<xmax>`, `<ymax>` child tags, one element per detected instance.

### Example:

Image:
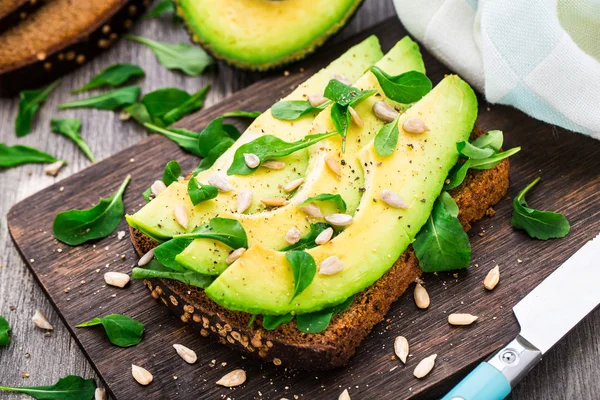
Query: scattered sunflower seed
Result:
<box><xmin>44</xmin><ymin>161</ymin><xmax>66</xmax><ymax>177</ymax></box>
<box><xmin>299</xmin><ymin>203</ymin><xmax>323</xmax><ymax>218</ymax></box>
<box><xmin>325</xmin><ymin>213</ymin><xmax>353</xmax><ymax>226</ymax></box>
<box><xmin>262</xmin><ymin>160</ymin><xmax>286</xmax><ymax>170</ymax></box>
<box><xmin>348</xmin><ymin>106</ymin><xmax>364</xmax><ymax>128</ymax></box>
<box><xmin>138</xmin><ymin>249</ymin><xmax>155</xmax><ymax>266</ymax></box>
<box><xmin>261</xmin><ymin>197</ymin><xmax>288</xmax><ymax>207</ymax></box>
<box><xmin>338</xmin><ymin>389</ymin><xmax>351</xmax><ymax>400</ymax></box>
<box><xmin>414</xmin><ymin>283</ymin><xmax>430</xmax><ymax>309</ymax></box>
<box><xmin>132</xmin><ymin>365</ymin><xmax>153</xmax><ymax>385</ymax></box>
<box><xmin>285</xmin><ymin>227</ymin><xmax>302</xmax><ymax>245</ymax></box>
<box><xmin>208</xmin><ymin>172</ymin><xmax>233</xmax><ymax>192</ymax></box>
<box><xmin>95</xmin><ymin>387</ymin><xmax>107</xmax><ymax>400</ymax></box>
<box><xmin>237</xmin><ymin>189</ymin><xmax>253</xmax><ymax>214</ymax></box>
<box><xmin>448</xmin><ymin>313</ymin><xmax>478</xmax><ymax>326</ymax></box>
<box><xmin>380</xmin><ymin>190</ymin><xmax>409</xmax><ymax>209</ymax></box>
<box><xmin>413</xmin><ymin>354</ymin><xmax>437</xmax><ymax>379</ymax></box>
<box><xmin>216</xmin><ymin>369</ymin><xmax>246</xmax><ymax>387</ymax></box>
<box><xmin>372</xmin><ymin>101</ymin><xmax>398</xmax><ymax>123</ymax></box>
<box><xmin>173</xmin><ymin>204</ymin><xmax>189</xmax><ymax>229</ymax></box>
<box><xmin>173</xmin><ymin>344</ymin><xmax>197</xmax><ymax>364</ymax></box>
<box><xmin>104</xmin><ymin>271</ymin><xmax>130</xmax><ymax>288</ymax></box>
<box><xmin>308</xmin><ymin>93</ymin><xmax>328</xmax><ymax>107</ymax></box>
<box><xmin>315</xmin><ymin>227</ymin><xmax>334</xmax><ymax>245</ymax></box>
<box><xmin>319</xmin><ymin>256</ymin><xmax>344</xmax><ymax>275</ymax></box>
<box><xmin>394</xmin><ymin>336</ymin><xmax>409</xmax><ymax>364</ymax></box>
<box><xmin>31</xmin><ymin>310</ymin><xmax>53</xmax><ymax>330</ymax></box>
<box><xmin>331</xmin><ymin>72</ymin><xmax>352</xmax><ymax>86</ymax></box>
<box><xmin>484</xmin><ymin>265</ymin><xmax>500</xmax><ymax>290</ymax></box>
<box><xmin>226</xmin><ymin>248</ymin><xmax>246</xmax><ymax>264</ymax></box>
<box><xmin>283</xmin><ymin>178</ymin><xmax>304</xmax><ymax>193</ymax></box>
<box><xmin>403</xmin><ymin>118</ymin><xmax>429</xmax><ymax>134</ymax></box>
<box><xmin>325</xmin><ymin>154</ymin><xmax>341</xmax><ymax>177</ymax></box>
<box><xmin>151</xmin><ymin>180</ymin><xmax>167</xmax><ymax>197</ymax></box>
<box><xmin>243</xmin><ymin>153</ymin><xmax>260</xmax><ymax>169</ymax></box>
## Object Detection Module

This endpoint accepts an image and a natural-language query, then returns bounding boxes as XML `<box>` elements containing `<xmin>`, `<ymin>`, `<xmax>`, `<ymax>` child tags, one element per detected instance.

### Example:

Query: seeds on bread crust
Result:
<box><xmin>373</xmin><ymin>101</ymin><xmax>398</xmax><ymax>123</ymax></box>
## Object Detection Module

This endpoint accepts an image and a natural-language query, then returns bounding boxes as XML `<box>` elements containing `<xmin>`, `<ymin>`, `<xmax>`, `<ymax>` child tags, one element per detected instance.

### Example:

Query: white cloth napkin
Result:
<box><xmin>393</xmin><ymin>0</ymin><xmax>600</xmax><ymax>139</ymax></box>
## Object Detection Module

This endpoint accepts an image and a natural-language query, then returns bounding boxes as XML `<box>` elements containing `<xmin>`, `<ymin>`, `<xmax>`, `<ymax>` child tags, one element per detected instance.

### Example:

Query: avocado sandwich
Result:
<box><xmin>126</xmin><ymin>36</ymin><xmax>511</xmax><ymax>370</ymax></box>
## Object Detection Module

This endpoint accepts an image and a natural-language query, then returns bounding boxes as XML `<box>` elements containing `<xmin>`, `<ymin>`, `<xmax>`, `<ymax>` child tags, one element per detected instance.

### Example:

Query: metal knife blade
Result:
<box><xmin>513</xmin><ymin>234</ymin><xmax>600</xmax><ymax>354</ymax></box>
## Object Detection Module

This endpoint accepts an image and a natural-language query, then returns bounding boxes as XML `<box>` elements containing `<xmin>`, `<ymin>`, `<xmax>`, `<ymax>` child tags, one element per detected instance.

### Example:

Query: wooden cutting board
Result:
<box><xmin>7</xmin><ymin>18</ymin><xmax>600</xmax><ymax>400</ymax></box>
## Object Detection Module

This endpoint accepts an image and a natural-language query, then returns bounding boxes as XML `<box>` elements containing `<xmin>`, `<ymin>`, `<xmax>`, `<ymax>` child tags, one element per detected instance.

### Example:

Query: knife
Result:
<box><xmin>442</xmin><ymin>234</ymin><xmax>600</xmax><ymax>400</ymax></box>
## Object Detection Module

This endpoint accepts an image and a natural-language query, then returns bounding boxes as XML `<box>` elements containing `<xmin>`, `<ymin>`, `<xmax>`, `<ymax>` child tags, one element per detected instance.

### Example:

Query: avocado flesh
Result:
<box><xmin>126</xmin><ymin>36</ymin><xmax>383</xmax><ymax>274</ymax></box>
<box><xmin>204</xmin><ymin>75</ymin><xmax>478</xmax><ymax>315</ymax></box>
<box><xmin>178</xmin><ymin>0</ymin><xmax>364</xmax><ymax>70</ymax></box>
<box><xmin>174</xmin><ymin>37</ymin><xmax>427</xmax><ymax>274</ymax></box>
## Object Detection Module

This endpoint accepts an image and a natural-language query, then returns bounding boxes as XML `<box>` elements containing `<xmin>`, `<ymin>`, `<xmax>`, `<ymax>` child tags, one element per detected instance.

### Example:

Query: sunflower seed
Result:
<box><xmin>283</xmin><ymin>178</ymin><xmax>304</xmax><ymax>193</ymax></box>
<box><xmin>325</xmin><ymin>213</ymin><xmax>353</xmax><ymax>226</ymax></box>
<box><xmin>261</xmin><ymin>197</ymin><xmax>288</xmax><ymax>207</ymax></box>
<box><xmin>339</xmin><ymin>389</ymin><xmax>351</xmax><ymax>400</ymax></box>
<box><xmin>448</xmin><ymin>313</ymin><xmax>478</xmax><ymax>326</ymax></box>
<box><xmin>138</xmin><ymin>249</ymin><xmax>155</xmax><ymax>266</ymax></box>
<box><xmin>380</xmin><ymin>190</ymin><xmax>408</xmax><ymax>209</ymax></box>
<box><xmin>299</xmin><ymin>203</ymin><xmax>323</xmax><ymax>218</ymax></box>
<box><xmin>348</xmin><ymin>106</ymin><xmax>364</xmax><ymax>127</ymax></box>
<box><xmin>119</xmin><ymin>110</ymin><xmax>131</xmax><ymax>120</ymax></box>
<box><xmin>132</xmin><ymin>365</ymin><xmax>153</xmax><ymax>385</ymax></box>
<box><xmin>208</xmin><ymin>172</ymin><xmax>233</xmax><ymax>192</ymax></box>
<box><xmin>262</xmin><ymin>160</ymin><xmax>286</xmax><ymax>170</ymax></box>
<box><xmin>216</xmin><ymin>369</ymin><xmax>246</xmax><ymax>387</ymax></box>
<box><xmin>226</xmin><ymin>248</ymin><xmax>246</xmax><ymax>264</ymax></box>
<box><xmin>332</xmin><ymin>72</ymin><xmax>352</xmax><ymax>86</ymax></box>
<box><xmin>44</xmin><ymin>160</ymin><xmax>65</xmax><ymax>177</ymax></box>
<box><xmin>237</xmin><ymin>189</ymin><xmax>253</xmax><ymax>214</ymax></box>
<box><xmin>308</xmin><ymin>93</ymin><xmax>328</xmax><ymax>107</ymax></box>
<box><xmin>414</xmin><ymin>283</ymin><xmax>430</xmax><ymax>309</ymax></box>
<box><xmin>413</xmin><ymin>354</ymin><xmax>437</xmax><ymax>379</ymax></box>
<box><xmin>31</xmin><ymin>310</ymin><xmax>53</xmax><ymax>330</ymax></box>
<box><xmin>403</xmin><ymin>118</ymin><xmax>429</xmax><ymax>134</ymax></box>
<box><xmin>95</xmin><ymin>388</ymin><xmax>106</xmax><ymax>400</ymax></box>
<box><xmin>243</xmin><ymin>153</ymin><xmax>260</xmax><ymax>169</ymax></box>
<box><xmin>150</xmin><ymin>180</ymin><xmax>167</xmax><ymax>197</ymax></box>
<box><xmin>319</xmin><ymin>256</ymin><xmax>344</xmax><ymax>275</ymax></box>
<box><xmin>484</xmin><ymin>265</ymin><xmax>500</xmax><ymax>290</ymax></box>
<box><xmin>173</xmin><ymin>344</ymin><xmax>197</xmax><ymax>364</ymax></box>
<box><xmin>394</xmin><ymin>336</ymin><xmax>409</xmax><ymax>364</ymax></box>
<box><xmin>372</xmin><ymin>101</ymin><xmax>398</xmax><ymax>123</ymax></box>
<box><xmin>173</xmin><ymin>204</ymin><xmax>189</xmax><ymax>229</ymax></box>
<box><xmin>104</xmin><ymin>272</ymin><xmax>130</xmax><ymax>288</ymax></box>
<box><xmin>325</xmin><ymin>154</ymin><xmax>341</xmax><ymax>177</ymax></box>
<box><xmin>315</xmin><ymin>227</ymin><xmax>334</xmax><ymax>245</ymax></box>
<box><xmin>285</xmin><ymin>227</ymin><xmax>302</xmax><ymax>245</ymax></box>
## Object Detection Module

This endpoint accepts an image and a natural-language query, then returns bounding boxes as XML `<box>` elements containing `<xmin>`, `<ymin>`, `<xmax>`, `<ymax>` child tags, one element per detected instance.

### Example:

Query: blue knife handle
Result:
<box><xmin>441</xmin><ymin>362</ymin><xmax>511</xmax><ymax>400</ymax></box>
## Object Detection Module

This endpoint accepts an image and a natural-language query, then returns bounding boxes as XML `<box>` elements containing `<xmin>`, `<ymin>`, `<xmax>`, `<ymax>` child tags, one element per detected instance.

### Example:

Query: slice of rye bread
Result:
<box><xmin>130</xmin><ymin>126</ymin><xmax>510</xmax><ymax>370</ymax></box>
<box><xmin>0</xmin><ymin>0</ymin><xmax>48</xmax><ymax>34</ymax></box>
<box><xmin>0</xmin><ymin>0</ymin><xmax>148</xmax><ymax>94</ymax></box>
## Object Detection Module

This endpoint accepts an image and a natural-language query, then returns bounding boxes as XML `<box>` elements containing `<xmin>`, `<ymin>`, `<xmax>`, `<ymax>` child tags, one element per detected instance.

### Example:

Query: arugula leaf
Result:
<box><xmin>271</xmin><ymin>100</ymin><xmax>329</xmax><ymax>121</ymax></box>
<box><xmin>132</xmin><ymin>260</ymin><xmax>215</xmax><ymax>288</ymax></box>
<box><xmin>175</xmin><ymin>217</ymin><xmax>248</xmax><ymax>249</ymax></box>
<box><xmin>286</xmin><ymin>251</ymin><xmax>317</xmax><ymax>301</ymax></box>
<box><xmin>0</xmin><ymin>143</ymin><xmax>58</xmax><ymax>168</ymax></box>
<box><xmin>295</xmin><ymin>295</ymin><xmax>355</xmax><ymax>333</ymax></box>
<box><xmin>330</xmin><ymin>103</ymin><xmax>351</xmax><ymax>151</ymax></box>
<box><xmin>469</xmin><ymin>147</ymin><xmax>521</xmax><ymax>170</ymax></box>
<box><xmin>262</xmin><ymin>314</ymin><xmax>294</xmax><ymax>330</ymax></box>
<box><xmin>125</xmin><ymin>35</ymin><xmax>213</xmax><ymax>76</ymax></box>
<box><xmin>323</xmin><ymin>79</ymin><xmax>376</xmax><ymax>107</ymax></box>
<box><xmin>77</xmin><ymin>314</ymin><xmax>144</xmax><ymax>347</ymax></box>
<box><xmin>413</xmin><ymin>194</ymin><xmax>471</xmax><ymax>272</ymax></box>
<box><xmin>15</xmin><ymin>80</ymin><xmax>61</xmax><ymax>136</ymax></box>
<box><xmin>124</xmin><ymin>102</ymin><xmax>152</xmax><ymax>125</ymax></box>
<box><xmin>471</xmin><ymin>130</ymin><xmax>503</xmax><ymax>152</ymax></box>
<box><xmin>281</xmin><ymin>223</ymin><xmax>332</xmax><ymax>251</ymax></box>
<box><xmin>188</xmin><ymin>177</ymin><xmax>218</xmax><ymax>205</ymax></box>
<box><xmin>457</xmin><ymin>141</ymin><xmax>495</xmax><ymax>160</ymax></box>
<box><xmin>0</xmin><ymin>316</ymin><xmax>10</xmax><ymax>346</ymax></box>
<box><xmin>141</xmin><ymin>88</ymin><xmax>190</xmax><ymax>117</ymax></box>
<box><xmin>58</xmin><ymin>86</ymin><xmax>140</xmax><ymax>110</ymax></box>
<box><xmin>161</xmin><ymin>85</ymin><xmax>210</xmax><ymax>125</ymax></box>
<box><xmin>369</xmin><ymin>67</ymin><xmax>432</xmax><ymax>104</ymax></box>
<box><xmin>222</xmin><ymin>110</ymin><xmax>261</xmax><ymax>119</ymax></box>
<box><xmin>143</xmin><ymin>0</ymin><xmax>175</xmax><ymax>19</ymax></box>
<box><xmin>72</xmin><ymin>64</ymin><xmax>144</xmax><ymax>93</ymax></box>
<box><xmin>193</xmin><ymin>138</ymin><xmax>235</xmax><ymax>174</ymax></box>
<box><xmin>512</xmin><ymin>177</ymin><xmax>570</xmax><ymax>240</ymax></box>
<box><xmin>133</xmin><ymin>86</ymin><xmax>209</xmax><ymax>127</ymax></box>
<box><xmin>228</xmin><ymin>131</ymin><xmax>337</xmax><ymax>176</ymax></box>
<box><xmin>50</xmin><ymin>118</ymin><xmax>95</xmax><ymax>162</ymax></box>
<box><xmin>374</xmin><ymin>115</ymin><xmax>400</xmax><ymax>156</ymax></box>
<box><xmin>145</xmin><ymin>124</ymin><xmax>201</xmax><ymax>156</ymax></box>
<box><xmin>162</xmin><ymin>160</ymin><xmax>182</xmax><ymax>185</ymax></box>
<box><xmin>444</xmin><ymin>160</ymin><xmax>471</xmax><ymax>190</ymax></box>
<box><xmin>0</xmin><ymin>375</ymin><xmax>96</xmax><ymax>400</ymax></box>
<box><xmin>53</xmin><ymin>175</ymin><xmax>130</xmax><ymax>245</ymax></box>
<box><xmin>301</xmin><ymin>194</ymin><xmax>347</xmax><ymax>212</ymax></box>
<box><xmin>153</xmin><ymin>238</ymin><xmax>193</xmax><ymax>271</ymax></box>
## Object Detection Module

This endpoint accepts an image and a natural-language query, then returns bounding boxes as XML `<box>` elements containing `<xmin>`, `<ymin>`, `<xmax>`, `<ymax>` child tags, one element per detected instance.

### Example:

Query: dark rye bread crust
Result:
<box><xmin>130</xmin><ymin>127</ymin><xmax>510</xmax><ymax>370</ymax></box>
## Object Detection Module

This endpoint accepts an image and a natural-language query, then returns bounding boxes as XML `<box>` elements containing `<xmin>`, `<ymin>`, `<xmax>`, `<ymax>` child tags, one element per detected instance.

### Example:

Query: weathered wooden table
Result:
<box><xmin>0</xmin><ymin>1</ymin><xmax>598</xmax><ymax>398</ymax></box>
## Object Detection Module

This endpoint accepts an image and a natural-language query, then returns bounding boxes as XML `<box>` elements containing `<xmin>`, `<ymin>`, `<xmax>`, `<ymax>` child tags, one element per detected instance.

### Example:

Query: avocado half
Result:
<box><xmin>176</xmin><ymin>0</ymin><xmax>364</xmax><ymax>71</ymax></box>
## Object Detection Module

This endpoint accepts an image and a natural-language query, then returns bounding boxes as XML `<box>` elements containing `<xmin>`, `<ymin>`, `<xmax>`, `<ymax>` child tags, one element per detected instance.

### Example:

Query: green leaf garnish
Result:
<box><xmin>125</xmin><ymin>35</ymin><xmax>213</xmax><ymax>76</ymax></box>
<box><xmin>0</xmin><ymin>375</ymin><xmax>96</xmax><ymax>400</ymax></box>
<box><xmin>53</xmin><ymin>175</ymin><xmax>130</xmax><ymax>245</ymax></box>
<box><xmin>228</xmin><ymin>131</ymin><xmax>337</xmax><ymax>176</ymax></box>
<box><xmin>132</xmin><ymin>260</ymin><xmax>215</xmax><ymax>288</ymax></box>
<box><xmin>187</xmin><ymin>177</ymin><xmax>218</xmax><ymax>205</ymax></box>
<box><xmin>58</xmin><ymin>86</ymin><xmax>140</xmax><ymax>110</ymax></box>
<box><xmin>271</xmin><ymin>100</ymin><xmax>329</xmax><ymax>121</ymax></box>
<box><xmin>193</xmin><ymin>138</ymin><xmax>235</xmax><ymax>174</ymax></box>
<box><xmin>175</xmin><ymin>217</ymin><xmax>248</xmax><ymax>249</ymax></box>
<box><xmin>161</xmin><ymin>85</ymin><xmax>210</xmax><ymax>125</ymax></box>
<box><xmin>222</xmin><ymin>110</ymin><xmax>261</xmax><ymax>119</ymax></box>
<box><xmin>329</xmin><ymin>102</ymin><xmax>351</xmax><ymax>151</ymax></box>
<box><xmin>262</xmin><ymin>314</ymin><xmax>294</xmax><ymax>330</ymax></box>
<box><xmin>76</xmin><ymin>314</ymin><xmax>144</xmax><ymax>347</ymax></box>
<box><xmin>469</xmin><ymin>147</ymin><xmax>521</xmax><ymax>170</ymax></box>
<box><xmin>143</xmin><ymin>0</ymin><xmax>175</xmax><ymax>19</ymax></box>
<box><xmin>374</xmin><ymin>115</ymin><xmax>400</xmax><ymax>156</ymax></box>
<box><xmin>444</xmin><ymin>160</ymin><xmax>471</xmax><ymax>190</ymax></box>
<box><xmin>323</xmin><ymin>79</ymin><xmax>376</xmax><ymax>107</ymax></box>
<box><xmin>301</xmin><ymin>193</ymin><xmax>347</xmax><ymax>212</ymax></box>
<box><xmin>124</xmin><ymin>102</ymin><xmax>152</xmax><ymax>125</ymax></box>
<box><xmin>413</xmin><ymin>193</ymin><xmax>471</xmax><ymax>272</ymax></box>
<box><xmin>15</xmin><ymin>80</ymin><xmax>61</xmax><ymax>136</ymax></box>
<box><xmin>295</xmin><ymin>295</ymin><xmax>355</xmax><ymax>333</ymax></box>
<box><xmin>457</xmin><ymin>141</ymin><xmax>495</xmax><ymax>160</ymax></box>
<box><xmin>145</xmin><ymin>124</ymin><xmax>202</xmax><ymax>156</ymax></box>
<box><xmin>131</xmin><ymin>86</ymin><xmax>210</xmax><ymax>127</ymax></box>
<box><xmin>0</xmin><ymin>316</ymin><xmax>11</xmax><ymax>346</ymax></box>
<box><xmin>72</xmin><ymin>64</ymin><xmax>144</xmax><ymax>93</ymax></box>
<box><xmin>0</xmin><ymin>143</ymin><xmax>58</xmax><ymax>168</ymax></box>
<box><xmin>470</xmin><ymin>130</ymin><xmax>503</xmax><ymax>152</ymax></box>
<box><xmin>281</xmin><ymin>223</ymin><xmax>333</xmax><ymax>251</ymax></box>
<box><xmin>286</xmin><ymin>250</ymin><xmax>317</xmax><ymax>301</ymax></box>
<box><xmin>512</xmin><ymin>177</ymin><xmax>570</xmax><ymax>240</ymax></box>
<box><xmin>153</xmin><ymin>238</ymin><xmax>193</xmax><ymax>271</ymax></box>
<box><xmin>50</xmin><ymin>118</ymin><xmax>95</xmax><ymax>162</ymax></box>
<box><xmin>369</xmin><ymin>66</ymin><xmax>432</xmax><ymax>104</ymax></box>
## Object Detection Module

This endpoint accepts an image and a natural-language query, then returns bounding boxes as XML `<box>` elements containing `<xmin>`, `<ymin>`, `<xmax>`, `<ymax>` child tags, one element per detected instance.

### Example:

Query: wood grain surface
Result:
<box><xmin>1</xmin><ymin>1</ymin><xmax>599</xmax><ymax>399</ymax></box>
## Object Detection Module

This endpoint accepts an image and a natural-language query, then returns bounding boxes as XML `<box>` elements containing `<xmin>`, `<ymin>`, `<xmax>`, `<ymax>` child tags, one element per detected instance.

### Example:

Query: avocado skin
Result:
<box><xmin>175</xmin><ymin>0</ymin><xmax>365</xmax><ymax>71</ymax></box>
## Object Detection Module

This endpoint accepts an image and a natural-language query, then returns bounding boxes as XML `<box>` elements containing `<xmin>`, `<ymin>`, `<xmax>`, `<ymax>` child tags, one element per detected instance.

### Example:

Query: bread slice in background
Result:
<box><xmin>130</xmin><ymin>127</ymin><xmax>510</xmax><ymax>370</ymax></box>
